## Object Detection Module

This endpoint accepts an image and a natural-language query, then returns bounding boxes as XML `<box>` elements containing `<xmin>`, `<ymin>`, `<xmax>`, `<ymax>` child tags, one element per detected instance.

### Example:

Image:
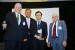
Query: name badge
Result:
<box><xmin>23</xmin><ymin>22</ymin><xmax>26</xmax><ymax>26</ymax></box>
<box><xmin>58</xmin><ymin>26</ymin><xmax>62</xmax><ymax>30</ymax></box>
<box><xmin>37</xmin><ymin>29</ymin><xmax>42</xmax><ymax>34</ymax></box>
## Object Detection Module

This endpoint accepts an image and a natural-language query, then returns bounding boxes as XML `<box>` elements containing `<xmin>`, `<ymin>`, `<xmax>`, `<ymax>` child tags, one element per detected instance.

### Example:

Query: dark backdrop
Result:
<box><xmin>0</xmin><ymin>1</ymin><xmax>75</xmax><ymax>50</ymax></box>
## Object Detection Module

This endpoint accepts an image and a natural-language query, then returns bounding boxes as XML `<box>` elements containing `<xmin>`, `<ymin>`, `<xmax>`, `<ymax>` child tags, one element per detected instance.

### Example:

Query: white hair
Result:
<box><xmin>52</xmin><ymin>13</ymin><xmax>59</xmax><ymax>17</ymax></box>
<box><xmin>52</xmin><ymin>13</ymin><xmax>59</xmax><ymax>20</ymax></box>
<box><xmin>14</xmin><ymin>3</ymin><xmax>22</xmax><ymax>8</ymax></box>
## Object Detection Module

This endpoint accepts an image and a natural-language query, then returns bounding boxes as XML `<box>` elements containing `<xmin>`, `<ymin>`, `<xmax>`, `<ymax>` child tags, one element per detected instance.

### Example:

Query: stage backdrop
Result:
<box><xmin>12</xmin><ymin>8</ymin><xmax>59</xmax><ymax>42</ymax></box>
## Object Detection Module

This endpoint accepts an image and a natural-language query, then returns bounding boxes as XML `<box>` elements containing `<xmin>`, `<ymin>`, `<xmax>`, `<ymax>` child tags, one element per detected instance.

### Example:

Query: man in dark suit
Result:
<box><xmin>33</xmin><ymin>11</ymin><xmax>47</xmax><ymax>50</ymax></box>
<box><xmin>22</xmin><ymin>9</ymin><xmax>35</xmax><ymax>50</ymax></box>
<box><xmin>3</xmin><ymin>3</ymin><xmax>28</xmax><ymax>50</ymax></box>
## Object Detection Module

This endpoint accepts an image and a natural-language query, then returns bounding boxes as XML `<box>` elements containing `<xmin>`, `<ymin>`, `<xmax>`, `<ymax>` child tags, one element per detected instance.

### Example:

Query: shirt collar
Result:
<box><xmin>15</xmin><ymin>12</ymin><xmax>20</xmax><ymax>17</ymax></box>
<box><xmin>26</xmin><ymin>17</ymin><xmax>30</xmax><ymax>20</ymax></box>
<box><xmin>53</xmin><ymin>20</ymin><xmax>58</xmax><ymax>25</ymax></box>
<box><xmin>15</xmin><ymin>12</ymin><xmax>20</xmax><ymax>15</ymax></box>
<box><xmin>37</xmin><ymin>20</ymin><xmax>41</xmax><ymax>24</ymax></box>
<box><xmin>37</xmin><ymin>20</ymin><xmax>41</xmax><ymax>22</ymax></box>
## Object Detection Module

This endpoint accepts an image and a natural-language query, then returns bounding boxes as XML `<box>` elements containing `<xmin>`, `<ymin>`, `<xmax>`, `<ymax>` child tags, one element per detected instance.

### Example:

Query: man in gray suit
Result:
<box><xmin>47</xmin><ymin>13</ymin><xmax>67</xmax><ymax>50</ymax></box>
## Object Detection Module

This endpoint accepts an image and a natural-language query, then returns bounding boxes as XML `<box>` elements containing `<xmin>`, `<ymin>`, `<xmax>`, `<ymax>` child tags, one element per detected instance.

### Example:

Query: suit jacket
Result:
<box><xmin>26</xmin><ymin>18</ymin><xmax>35</xmax><ymax>35</ymax></box>
<box><xmin>23</xmin><ymin>18</ymin><xmax>35</xmax><ymax>39</ymax></box>
<box><xmin>34</xmin><ymin>21</ymin><xmax>47</xmax><ymax>42</ymax></box>
<box><xmin>3</xmin><ymin>12</ymin><xmax>27</xmax><ymax>41</ymax></box>
<box><xmin>48</xmin><ymin>20</ymin><xmax>67</xmax><ymax>46</ymax></box>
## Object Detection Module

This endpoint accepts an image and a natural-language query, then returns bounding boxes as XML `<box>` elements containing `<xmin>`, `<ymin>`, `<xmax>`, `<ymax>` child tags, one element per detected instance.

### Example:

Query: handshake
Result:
<box><xmin>34</xmin><ymin>34</ymin><xmax>44</xmax><ymax>40</ymax></box>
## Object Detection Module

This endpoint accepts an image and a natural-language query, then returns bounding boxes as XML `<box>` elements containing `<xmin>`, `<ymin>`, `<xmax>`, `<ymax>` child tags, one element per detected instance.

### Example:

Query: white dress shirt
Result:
<box><xmin>52</xmin><ymin>21</ymin><xmax>58</xmax><ymax>37</ymax></box>
<box><xmin>15</xmin><ymin>12</ymin><xmax>21</xmax><ymax>25</ymax></box>
<box><xmin>37</xmin><ymin>20</ymin><xmax>41</xmax><ymax>26</ymax></box>
<box><xmin>26</xmin><ymin>18</ymin><xmax>30</xmax><ymax>29</ymax></box>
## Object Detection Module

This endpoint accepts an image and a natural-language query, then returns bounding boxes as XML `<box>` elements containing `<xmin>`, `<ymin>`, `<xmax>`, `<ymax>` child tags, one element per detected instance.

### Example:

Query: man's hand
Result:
<box><xmin>34</xmin><ymin>35</ymin><xmax>41</xmax><ymax>40</ymax></box>
<box><xmin>63</xmin><ymin>41</ymin><xmax>67</xmax><ymax>47</ymax></box>
<box><xmin>34</xmin><ymin>35</ymin><xmax>44</xmax><ymax>40</ymax></box>
<box><xmin>37</xmin><ymin>37</ymin><xmax>44</xmax><ymax>40</ymax></box>
<box><xmin>41</xmin><ymin>38</ymin><xmax>44</xmax><ymax>40</ymax></box>
<box><xmin>47</xmin><ymin>42</ymin><xmax>50</xmax><ymax>47</ymax></box>
<box><xmin>24</xmin><ymin>39</ymin><xmax>27</xmax><ymax>42</ymax></box>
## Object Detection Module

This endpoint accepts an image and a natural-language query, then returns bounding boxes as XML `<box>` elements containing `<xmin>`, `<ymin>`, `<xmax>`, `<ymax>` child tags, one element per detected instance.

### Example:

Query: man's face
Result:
<box><xmin>52</xmin><ymin>15</ymin><xmax>58</xmax><ymax>22</ymax></box>
<box><xmin>36</xmin><ymin>13</ymin><xmax>42</xmax><ymax>20</ymax></box>
<box><xmin>25</xmin><ymin>10</ymin><xmax>31</xmax><ymax>18</ymax></box>
<box><xmin>14</xmin><ymin>4</ymin><xmax>22</xmax><ymax>13</ymax></box>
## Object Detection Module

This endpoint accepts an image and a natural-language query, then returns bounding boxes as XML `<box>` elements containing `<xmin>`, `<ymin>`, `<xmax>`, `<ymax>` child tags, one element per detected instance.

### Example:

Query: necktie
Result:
<box><xmin>16</xmin><ymin>14</ymin><xmax>19</xmax><ymax>25</ymax></box>
<box><xmin>37</xmin><ymin>21</ymin><xmax>42</xmax><ymax>36</ymax></box>
<box><xmin>37</xmin><ymin>21</ymin><xmax>40</xmax><ymax>30</ymax></box>
<box><xmin>53</xmin><ymin>22</ymin><xmax>56</xmax><ymax>39</ymax></box>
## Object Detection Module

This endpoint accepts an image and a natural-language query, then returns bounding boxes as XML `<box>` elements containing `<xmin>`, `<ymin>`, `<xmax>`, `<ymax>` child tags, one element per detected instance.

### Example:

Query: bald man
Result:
<box><xmin>3</xmin><ymin>3</ymin><xmax>28</xmax><ymax>50</ymax></box>
<box><xmin>47</xmin><ymin>13</ymin><xmax>67</xmax><ymax>50</ymax></box>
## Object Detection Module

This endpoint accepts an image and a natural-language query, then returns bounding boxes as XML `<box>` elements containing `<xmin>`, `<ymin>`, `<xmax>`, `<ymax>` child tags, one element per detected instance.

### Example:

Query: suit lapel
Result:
<box><xmin>35</xmin><ymin>21</ymin><xmax>38</xmax><ymax>30</ymax></box>
<box><xmin>51</xmin><ymin>22</ymin><xmax>53</xmax><ymax>28</ymax></box>
<box><xmin>25</xmin><ymin>18</ymin><xmax>28</xmax><ymax>29</ymax></box>
<box><xmin>57</xmin><ymin>20</ymin><xmax>61</xmax><ymax>35</ymax></box>
<box><xmin>40</xmin><ymin>21</ymin><xmax>42</xmax><ymax>28</ymax></box>
<box><xmin>30</xmin><ymin>18</ymin><xmax>32</xmax><ymax>28</ymax></box>
<box><xmin>58</xmin><ymin>20</ymin><xmax>61</xmax><ymax>28</ymax></box>
<box><xmin>13</xmin><ymin>12</ymin><xmax>18</xmax><ymax>25</ymax></box>
<box><xmin>20</xmin><ymin>15</ymin><xmax>23</xmax><ymax>26</ymax></box>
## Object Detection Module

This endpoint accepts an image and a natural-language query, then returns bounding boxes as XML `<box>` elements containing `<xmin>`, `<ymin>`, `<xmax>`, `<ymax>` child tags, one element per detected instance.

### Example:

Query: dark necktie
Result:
<box><xmin>53</xmin><ymin>22</ymin><xmax>56</xmax><ymax>39</ymax></box>
<box><xmin>37</xmin><ymin>21</ymin><xmax>40</xmax><ymax>30</ymax></box>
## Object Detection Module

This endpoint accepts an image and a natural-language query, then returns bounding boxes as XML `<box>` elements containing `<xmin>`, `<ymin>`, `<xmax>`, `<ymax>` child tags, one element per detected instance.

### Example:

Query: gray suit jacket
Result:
<box><xmin>48</xmin><ymin>20</ymin><xmax>67</xmax><ymax>46</ymax></box>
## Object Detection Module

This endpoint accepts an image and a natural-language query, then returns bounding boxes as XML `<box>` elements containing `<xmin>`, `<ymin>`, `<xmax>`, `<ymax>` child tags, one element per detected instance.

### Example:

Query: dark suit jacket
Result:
<box><xmin>34</xmin><ymin>21</ymin><xmax>47</xmax><ymax>42</ymax></box>
<box><xmin>24</xmin><ymin>18</ymin><xmax>35</xmax><ymax>37</ymax></box>
<box><xmin>3</xmin><ymin>12</ymin><xmax>28</xmax><ymax>41</ymax></box>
